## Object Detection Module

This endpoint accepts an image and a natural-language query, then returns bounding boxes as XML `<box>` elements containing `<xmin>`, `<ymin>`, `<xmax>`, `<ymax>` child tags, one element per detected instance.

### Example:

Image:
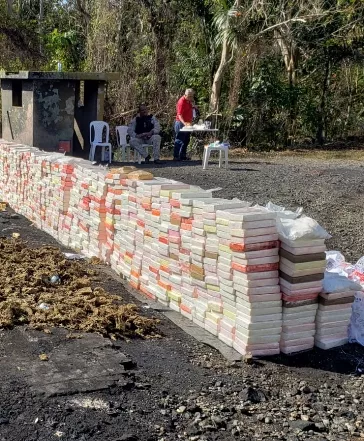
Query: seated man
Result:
<box><xmin>128</xmin><ymin>104</ymin><xmax>162</xmax><ymax>164</ymax></box>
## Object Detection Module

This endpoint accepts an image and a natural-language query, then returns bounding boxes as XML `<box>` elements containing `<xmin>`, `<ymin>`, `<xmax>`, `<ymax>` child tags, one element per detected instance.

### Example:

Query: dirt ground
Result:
<box><xmin>1</xmin><ymin>155</ymin><xmax>364</xmax><ymax>441</ymax></box>
<box><xmin>148</xmin><ymin>153</ymin><xmax>364</xmax><ymax>263</ymax></box>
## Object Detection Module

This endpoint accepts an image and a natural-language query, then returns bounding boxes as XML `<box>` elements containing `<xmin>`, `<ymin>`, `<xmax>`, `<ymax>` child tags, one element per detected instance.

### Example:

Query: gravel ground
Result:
<box><xmin>147</xmin><ymin>155</ymin><xmax>364</xmax><ymax>262</ymax></box>
<box><xmin>1</xmin><ymin>155</ymin><xmax>364</xmax><ymax>441</ymax></box>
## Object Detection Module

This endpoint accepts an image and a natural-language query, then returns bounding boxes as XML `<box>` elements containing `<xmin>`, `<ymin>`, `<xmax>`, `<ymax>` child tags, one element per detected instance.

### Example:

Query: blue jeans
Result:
<box><xmin>174</xmin><ymin>121</ymin><xmax>191</xmax><ymax>159</ymax></box>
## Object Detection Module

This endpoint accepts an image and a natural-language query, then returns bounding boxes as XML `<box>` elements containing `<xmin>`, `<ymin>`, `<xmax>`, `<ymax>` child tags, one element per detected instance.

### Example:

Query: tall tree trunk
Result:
<box><xmin>39</xmin><ymin>0</ymin><xmax>44</xmax><ymax>54</ymax></box>
<box><xmin>287</xmin><ymin>48</ymin><xmax>298</xmax><ymax>145</ymax></box>
<box><xmin>343</xmin><ymin>66</ymin><xmax>358</xmax><ymax>136</ymax></box>
<box><xmin>209</xmin><ymin>0</ymin><xmax>241</xmax><ymax>114</ymax></box>
<box><xmin>316</xmin><ymin>55</ymin><xmax>331</xmax><ymax>145</ymax></box>
<box><xmin>154</xmin><ymin>30</ymin><xmax>168</xmax><ymax>105</ymax></box>
<box><xmin>275</xmin><ymin>29</ymin><xmax>298</xmax><ymax>145</ymax></box>
<box><xmin>114</xmin><ymin>3</ymin><xmax>124</xmax><ymax>71</ymax></box>
<box><xmin>7</xmin><ymin>0</ymin><xmax>14</xmax><ymax>16</ymax></box>
<box><xmin>76</xmin><ymin>0</ymin><xmax>91</xmax><ymax>30</ymax></box>
<box><xmin>140</xmin><ymin>0</ymin><xmax>174</xmax><ymax>106</ymax></box>
<box><xmin>209</xmin><ymin>32</ymin><xmax>230</xmax><ymax>113</ymax></box>
<box><xmin>228</xmin><ymin>51</ymin><xmax>244</xmax><ymax>115</ymax></box>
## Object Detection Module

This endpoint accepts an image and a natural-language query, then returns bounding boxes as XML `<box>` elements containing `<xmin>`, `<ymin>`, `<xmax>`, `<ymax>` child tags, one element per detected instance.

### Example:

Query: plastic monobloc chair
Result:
<box><xmin>202</xmin><ymin>142</ymin><xmax>229</xmax><ymax>170</ymax></box>
<box><xmin>89</xmin><ymin>121</ymin><xmax>112</xmax><ymax>163</ymax></box>
<box><xmin>116</xmin><ymin>125</ymin><xmax>133</xmax><ymax>162</ymax></box>
<box><xmin>116</xmin><ymin>125</ymin><xmax>151</xmax><ymax>164</ymax></box>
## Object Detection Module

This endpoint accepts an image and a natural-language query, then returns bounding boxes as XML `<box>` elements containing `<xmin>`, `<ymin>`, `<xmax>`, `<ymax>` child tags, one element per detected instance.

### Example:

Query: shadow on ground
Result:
<box><xmin>266</xmin><ymin>343</ymin><xmax>364</xmax><ymax>375</ymax></box>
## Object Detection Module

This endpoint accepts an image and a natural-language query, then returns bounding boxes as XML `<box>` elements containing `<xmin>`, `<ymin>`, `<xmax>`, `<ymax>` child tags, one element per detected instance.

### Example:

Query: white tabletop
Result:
<box><xmin>180</xmin><ymin>127</ymin><xmax>219</xmax><ymax>132</ymax></box>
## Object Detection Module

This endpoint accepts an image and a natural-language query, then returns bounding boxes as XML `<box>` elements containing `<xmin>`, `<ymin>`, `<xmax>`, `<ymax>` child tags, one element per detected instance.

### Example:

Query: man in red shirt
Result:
<box><xmin>174</xmin><ymin>89</ymin><xmax>195</xmax><ymax>161</ymax></box>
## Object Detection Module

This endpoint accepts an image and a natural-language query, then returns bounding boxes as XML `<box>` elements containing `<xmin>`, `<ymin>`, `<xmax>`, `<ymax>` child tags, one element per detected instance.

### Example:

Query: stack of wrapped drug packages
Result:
<box><xmin>170</xmin><ymin>189</ymin><xmax>214</xmax><ymax>320</ymax></box>
<box><xmin>166</xmin><ymin>186</ymin><xmax>209</xmax><ymax>313</ymax></box>
<box><xmin>111</xmin><ymin>170</ymin><xmax>154</xmax><ymax>290</ymax></box>
<box><xmin>276</xmin><ymin>213</ymin><xmax>330</xmax><ymax>354</ymax></box>
<box><xmin>173</xmin><ymin>191</ymin><xmax>199</xmax><ymax>319</ymax></box>
<box><xmin>148</xmin><ymin>182</ymin><xmax>198</xmax><ymax>308</ymax></box>
<box><xmin>5</xmin><ymin>140</ymin><xmax>357</xmax><ymax>356</ymax></box>
<box><xmin>190</xmin><ymin>198</ymin><xmax>251</xmax><ymax>338</ymax></box>
<box><xmin>315</xmin><ymin>271</ymin><xmax>360</xmax><ymax>349</ymax></box>
<box><xmin>216</xmin><ymin>206</ymin><xmax>281</xmax><ymax>356</ymax></box>
<box><xmin>68</xmin><ymin>162</ymin><xmax>93</xmax><ymax>254</ymax></box>
<box><xmin>106</xmin><ymin>166</ymin><xmax>136</xmax><ymax>270</ymax></box>
<box><xmin>110</xmin><ymin>167</ymin><xmax>138</xmax><ymax>280</ymax></box>
<box><xmin>150</xmin><ymin>181</ymin><xmax>196</xmax><ymax>308</ymax></box>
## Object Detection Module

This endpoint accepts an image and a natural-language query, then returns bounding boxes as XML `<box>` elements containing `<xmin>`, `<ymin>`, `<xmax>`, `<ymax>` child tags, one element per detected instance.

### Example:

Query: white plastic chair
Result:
<box><xmin>202</xmin><ymin>142</ymin><xmax>229</xmax><ymax>170</ymax></box>
<box><xmin>116</xmin><ymin>125</ymin><xmax>152</xmax><ymax>164</ymax></box>
<box><xmin>89</xmin><ymin>121</ymin><xmax>112</xmax><ymax>163</ymax></box>
<box><xmin>116</xmin><ymin>126</ymin><xmax>132</xmax><ymax>162</ymax></box>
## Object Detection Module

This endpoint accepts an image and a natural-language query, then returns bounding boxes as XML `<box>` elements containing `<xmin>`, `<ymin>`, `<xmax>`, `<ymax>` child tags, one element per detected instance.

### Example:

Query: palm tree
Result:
<box><xmin>209</xmin><ymin>0</ymin><xmax>241</xmax><ymax>113</ymax></box>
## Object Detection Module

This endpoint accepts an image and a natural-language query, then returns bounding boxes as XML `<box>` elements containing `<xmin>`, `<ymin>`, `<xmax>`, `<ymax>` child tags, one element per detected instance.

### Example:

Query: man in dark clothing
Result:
<box><xmin>128</xmin><ymin>104</ymin><xmax>162</xmax><ymax>164</ymax></box>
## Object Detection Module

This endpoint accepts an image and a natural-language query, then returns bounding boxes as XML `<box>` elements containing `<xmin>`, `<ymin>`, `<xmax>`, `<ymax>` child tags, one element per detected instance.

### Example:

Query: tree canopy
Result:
<box><xmin>1</xmin><ymin>0</ymin><xmax>364</xmax><ymax>148</ymax></box>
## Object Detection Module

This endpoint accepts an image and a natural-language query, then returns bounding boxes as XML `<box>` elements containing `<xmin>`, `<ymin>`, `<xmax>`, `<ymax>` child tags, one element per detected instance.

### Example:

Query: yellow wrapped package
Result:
<box><xmin>106</xmin><ymin>166</ymin><xmax>137</xmax><ymax>179</ymax></box>
<box><xmin>117</xmin><ymin>166</ymin><xmax>137</xmax><ymax>174</ymax></box>
<box><xmin>128</xmin><ymin>170</ymin><xmax>154</xmax><ymax>180</ymax></box>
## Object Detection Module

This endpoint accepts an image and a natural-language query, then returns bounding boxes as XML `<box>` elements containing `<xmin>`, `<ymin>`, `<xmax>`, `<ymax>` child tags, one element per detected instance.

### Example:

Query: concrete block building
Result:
<box><xmin>0</xmin><ymin>71</ymin><xmax>119</xmax><ymax>156</ymax></box>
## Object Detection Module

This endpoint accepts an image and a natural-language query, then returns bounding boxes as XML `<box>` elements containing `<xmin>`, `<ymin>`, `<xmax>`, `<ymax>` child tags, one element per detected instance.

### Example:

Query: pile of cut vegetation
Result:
<box><xmin>0</xmin><ymin>238</ymin><xmax>159</xmax><ymax>338</ymax></box>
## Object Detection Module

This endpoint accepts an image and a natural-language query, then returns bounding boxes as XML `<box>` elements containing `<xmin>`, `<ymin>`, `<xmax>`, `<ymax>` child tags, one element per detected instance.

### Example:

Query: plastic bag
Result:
<box><xmin>265</xmin><ymin>202</ymin><xmax>302</xmax><ymax>219</ymax></box>
<box><xmin>322</xmin><ymin>272</ymin><xmax>361</xmax><ymax>294</ymax></box>
<box><xmin>355</xmin><ymin>256</ymin><xmax>364</xmax><ymax>274</ymax></box>
<box><xmin>326</xmin><ymin>250</ymin><xmax>355</xmax><ymax>277</ymax></box>
<box><xmin>349</xmin><ymin>292</ymin><xmax>364</xmax><ymax>346</ymax></box>
<box><xmin>277</xmin><ymin>216</ymin><xmax>331</xmax><ymax>241</ymax></box>
<box><xmin>326</xmin><ymin>250</ymin><xmax>346</xmax><ymax>272</ymax></box>
<box><xmin>348</xmin><ymin>256</ymin><xmax>364</xmax><ymax>285</ymax></box>
<box><xmin>265</xmin><ymin>202</ymin><xmax>330</xmax><ymax>240</ymax></box>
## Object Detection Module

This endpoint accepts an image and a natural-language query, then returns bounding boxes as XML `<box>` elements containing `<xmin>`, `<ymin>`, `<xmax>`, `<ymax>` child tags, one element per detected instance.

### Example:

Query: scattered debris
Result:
<box><xmin>69</xmin><ymin>397</ymin><xmax>110</xmax><ymax>410</ymax></box>
<box><xmin>206</xmin><ymin>187</ymin><xmax>223</xmax><ymax>192</ymax></box>
<box><xmin>63</xmin><ymin>253</ymin><xmax>85</xmax><ymax>260</ymax></box>
<box><xmin>49</xmin><ymin>275</ymin><xmax>61</xmax><ymax>285</ymax></box>
<box><xmin>115</xmin><ymin>435</ymin><xmax>139</xmax><ymax>441</ymax></box>
<box><xmin>135</xmin><ymin>382</ymin><xmax>151</xmax><ymax>390</ymax></box>
<box><xmin>39</xmin><ymin>354</ymin><xmax>49</xmax><ymax>361</ymax></box>
<box><xmin>119</xmin><ymin>353</ymin><xmax>136</xmax><ymax>370</ymax></box>
<box><xmin>243</xmin><ymin>352</ymin><xmax>254</xmax><ymax>364</ymax></box>
<box><xmin>38</xmin><ymin>303</ymin><xmax>50</xmax><ymax>310</ymax></box>
<box><xmin>66</xmin><ymin>333</ymin><xmax>83</xmax><ymax>339</ymax></box>
<box><xmin>89</xmin><ymin>256</ymin><xmax>102</xmax><ymax>265</ymax></box>
<box><xmin>0</xmin><ymin>239</ymin><xmax>159</xmax><ymax>338</ymax></box>
<box><xmin>239</xmin><ymin>386</ymin><xmax>267</xmax><ymax>403</ymax></box>
<box><xmin>11</xmin><ymin>233</ymin><xmax>20</xmax><ymax>239</ymax></box>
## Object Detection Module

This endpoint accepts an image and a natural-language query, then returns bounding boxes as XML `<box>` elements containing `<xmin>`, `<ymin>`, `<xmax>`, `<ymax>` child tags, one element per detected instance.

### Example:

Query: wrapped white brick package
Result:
<box><xmin>279</xmin><ymin>237</ymin><xmax>327</xmax><ymax>354</ymax></box>
<box><xmin>0</xmin><ymin>141</ymin><xmax>349</xmax><ymax>355</ymax></box>
<box><xmin>315</xmin><ymin>287</ymin><xmax>356</xmax><ymax>350</ymax></box>
<box><xmin>216</xmin><ymin>207</ymin><xmax>281</xmax><ymax>356</ymax></box>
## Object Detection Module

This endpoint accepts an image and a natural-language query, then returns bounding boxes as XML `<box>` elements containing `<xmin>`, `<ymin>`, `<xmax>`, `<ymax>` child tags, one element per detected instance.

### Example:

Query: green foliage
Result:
<box><xmin>44</xmin><ymin>29</ymin><xmax>84</xmax><ymax>71</ymax></box>
<box><xmin>1</xmin><ymin>0</ymin><xmax>364</xmax><ymax>148</ymax></box>
<box><xmin>170</xmin><ymin>20</ymin><xmax>212</xmax><ymax>105</ymax></box>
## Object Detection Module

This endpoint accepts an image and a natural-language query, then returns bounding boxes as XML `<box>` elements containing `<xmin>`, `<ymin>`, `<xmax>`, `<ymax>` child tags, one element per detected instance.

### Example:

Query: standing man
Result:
<box><xmin>128</xmin><ymin>104</ymin><xmax>163</xmax><ymax>164</ymax></box>
<box><xmin>174</xmin><ymin>89</ymin><xmax>196</xmax><ymax>161</ymax></box>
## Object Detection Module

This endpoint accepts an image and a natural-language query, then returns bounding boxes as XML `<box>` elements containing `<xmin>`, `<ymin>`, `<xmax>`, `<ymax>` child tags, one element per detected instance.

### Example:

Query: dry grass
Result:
<box><xmin>0</xmin><ymin>239</ymin><xmax>159</xmax><ymax>339</ymax></box>
<box><xmin>227</xmin><ymin>148</ymin><xmax>364</xmax><ymax>162</ymax></box>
